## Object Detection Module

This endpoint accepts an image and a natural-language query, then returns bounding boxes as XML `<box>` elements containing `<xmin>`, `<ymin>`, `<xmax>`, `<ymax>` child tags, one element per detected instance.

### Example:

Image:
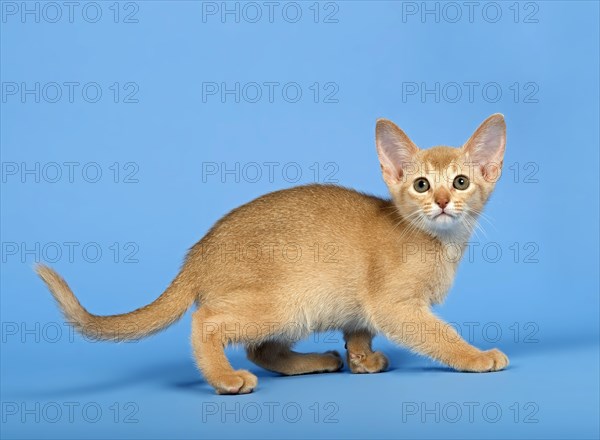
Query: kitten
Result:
<box><xmin>37</xmin><ymin>114</ymin><xmax>508</xmax><ymax>395</ymax></box>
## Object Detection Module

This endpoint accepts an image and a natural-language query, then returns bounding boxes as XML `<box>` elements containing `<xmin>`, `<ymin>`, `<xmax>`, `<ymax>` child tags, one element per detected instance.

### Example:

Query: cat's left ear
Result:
<box><xmin>463</xmin><ymin>114</ymin><xmax>506</xmax><ymax>177</ymax></box>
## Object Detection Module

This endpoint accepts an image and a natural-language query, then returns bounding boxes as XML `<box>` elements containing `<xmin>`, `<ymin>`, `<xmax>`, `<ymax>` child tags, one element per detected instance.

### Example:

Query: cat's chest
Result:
<box><xmin>425</xmin><ymin>259</ymin><xmax>457</xmax><ymax>305</ymax></box>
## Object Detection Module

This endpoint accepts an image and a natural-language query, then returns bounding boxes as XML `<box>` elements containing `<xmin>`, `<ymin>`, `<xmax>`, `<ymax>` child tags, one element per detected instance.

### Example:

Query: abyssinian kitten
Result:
<box><xmin>37</xmin><ymin>114</ymin><xmax>508</xmax><ymax>395</ymax></box>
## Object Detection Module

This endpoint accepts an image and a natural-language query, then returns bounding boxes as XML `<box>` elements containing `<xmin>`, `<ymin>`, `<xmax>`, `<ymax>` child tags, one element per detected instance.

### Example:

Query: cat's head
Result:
<box><xmin>375</xmin><ymin>114</ymin><xmax>506</xmax><ymax>239</ymax></box>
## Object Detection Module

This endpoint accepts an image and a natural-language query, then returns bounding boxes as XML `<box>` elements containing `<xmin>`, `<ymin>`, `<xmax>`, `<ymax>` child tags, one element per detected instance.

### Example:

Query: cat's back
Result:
<box><xmin>189</xmin><ymin>184</ymin><xmax>395</xmax><ymax>282</ymax></box>
<box><xmin>205</xmin><ymin>184</ymin><xmax>390</xmax><ymax>238</ymax></box>
<box><xmin>191</xmin><ymin>184</ymin><xmax>393</xmax><ymax>305</ymax></box>
<box><xmin>242</xmin><ymin>183</ymin><xmax>385</xmax><ymax>212</ymax></box>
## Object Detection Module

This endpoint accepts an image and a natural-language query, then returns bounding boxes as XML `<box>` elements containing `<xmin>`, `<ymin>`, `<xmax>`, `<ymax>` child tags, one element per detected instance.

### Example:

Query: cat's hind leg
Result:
<box><xmin>343</xmin><ymin>329</ymin><xmax>388</xmax><ymax>373</ymax></box>
<box><xmin>191</xmin><ymin>308</ymin><xmax>258</xmax><ymax>394</ymax></box>
<box><xmin>247</xmin><ymin>340</ymin><xmax>343</xmax><ymax>375</ymax></box>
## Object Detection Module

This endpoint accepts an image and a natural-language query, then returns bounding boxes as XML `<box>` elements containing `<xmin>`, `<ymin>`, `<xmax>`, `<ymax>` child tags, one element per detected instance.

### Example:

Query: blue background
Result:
<box><xmin>1</xmin><ymin>1</ymin><xmax>598</xmax><ymax>438</ymax></box>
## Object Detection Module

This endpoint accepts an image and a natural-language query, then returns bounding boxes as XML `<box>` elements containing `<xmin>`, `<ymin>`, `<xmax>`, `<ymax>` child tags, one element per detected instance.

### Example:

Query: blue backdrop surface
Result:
<box><xmin>1</xmin><ymin>1</ymin><xmax>599</xmax><ymax>439</ymax></box>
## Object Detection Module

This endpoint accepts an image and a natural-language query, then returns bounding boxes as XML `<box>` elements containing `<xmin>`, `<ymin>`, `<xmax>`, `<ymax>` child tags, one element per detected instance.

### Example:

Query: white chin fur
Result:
<box><xmin>424</xmin><ymin>214</ymin><xmax>465</xmax><ymax>237</ymax></box>
<box><xmin>431</xmin><ymin>215</ymin><xmax>456</xmax><ymax>227</ymax></box>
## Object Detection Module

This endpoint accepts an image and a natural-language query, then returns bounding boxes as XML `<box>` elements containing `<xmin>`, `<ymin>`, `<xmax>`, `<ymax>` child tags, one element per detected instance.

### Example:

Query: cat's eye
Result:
<box><xmin>413</xmin><ymin>178</ymin><xmax>430</xmax><ymax>193</ymax></box>
<box><xmin>453</xmin><ymin>175</ymin><xmax>470</xmax><ymax>190</ymax></box>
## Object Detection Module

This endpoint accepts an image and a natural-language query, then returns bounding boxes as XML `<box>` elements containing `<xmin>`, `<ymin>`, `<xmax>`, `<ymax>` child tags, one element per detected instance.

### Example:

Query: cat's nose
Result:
<box><xmin>434</xmin><ymin>188</ymin><xmax>451</xmax><ymax>210</ymax></box>
<box><xmin>436</xmin><ymin>197</ymin><xmax>449</xmax><ymax>210</ymax></box>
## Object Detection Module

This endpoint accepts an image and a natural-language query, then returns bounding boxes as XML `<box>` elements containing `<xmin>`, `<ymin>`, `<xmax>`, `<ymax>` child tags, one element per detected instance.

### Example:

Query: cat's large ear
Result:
<box><xmin>463</xmin><ymin>114</ymin><xmax>506</xmax><ymax>178</ymax></box>
<box><xmin>375</xmin><ymin>119</ymin><xmax>419</xmax><ymax>186</ymax></box>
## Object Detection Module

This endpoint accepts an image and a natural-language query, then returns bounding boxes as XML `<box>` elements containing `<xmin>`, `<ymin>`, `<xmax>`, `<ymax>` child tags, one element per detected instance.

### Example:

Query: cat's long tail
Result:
<box><xmin>35</xmin><ymin>264</ymin><xmax>198</xmax><ymax>341</ymax></box>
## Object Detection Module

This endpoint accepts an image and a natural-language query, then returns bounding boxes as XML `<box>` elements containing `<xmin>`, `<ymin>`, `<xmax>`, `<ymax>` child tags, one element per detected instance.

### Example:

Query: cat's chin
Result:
<box><xmin>423</xmin><ymin>214</ymin><xmax>466</xmax><ymax>239</ymax></box>
<box><xmin>429</xmin><ymin>212</ymin><xmax>457</xmax><ymax>227</ymax></box>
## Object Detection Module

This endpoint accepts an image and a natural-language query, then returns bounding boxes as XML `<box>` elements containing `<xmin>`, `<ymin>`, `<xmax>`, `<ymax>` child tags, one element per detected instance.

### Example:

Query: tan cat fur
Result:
<box><xmin>37</xmin><ymin>114</ymin><xmax>508</xmax><ymax>394</ymax></box>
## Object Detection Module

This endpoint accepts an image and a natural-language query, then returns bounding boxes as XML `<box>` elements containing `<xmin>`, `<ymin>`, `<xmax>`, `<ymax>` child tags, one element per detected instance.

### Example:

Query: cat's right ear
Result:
<box><xmin>375</xmin><ymin>119</ymin><xmax>419</xmax><ymax>186</ymax></box>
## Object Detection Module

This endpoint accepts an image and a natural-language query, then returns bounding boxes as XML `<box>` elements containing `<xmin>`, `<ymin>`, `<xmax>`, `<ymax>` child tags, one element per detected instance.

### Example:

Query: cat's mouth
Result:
<box><xmin>432</xmin><ymin>212</ymin><xmax>455</xmax><ymax>220</ymax></box>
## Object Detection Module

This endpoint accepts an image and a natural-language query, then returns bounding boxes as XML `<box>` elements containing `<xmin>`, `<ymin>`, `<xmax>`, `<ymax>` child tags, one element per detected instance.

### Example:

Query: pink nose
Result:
<box><xmin>436</xmin><ymin>197</ymin><xmax>449</xmax><ymax>210</ymax></box>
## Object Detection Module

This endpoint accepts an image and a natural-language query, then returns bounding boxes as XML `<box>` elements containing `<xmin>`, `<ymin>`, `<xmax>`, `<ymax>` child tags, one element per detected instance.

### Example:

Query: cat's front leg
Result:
<box><xmin>375</xmin><ymin>302</ymin><xmax>509</xmax><ymax>372</ymax></box>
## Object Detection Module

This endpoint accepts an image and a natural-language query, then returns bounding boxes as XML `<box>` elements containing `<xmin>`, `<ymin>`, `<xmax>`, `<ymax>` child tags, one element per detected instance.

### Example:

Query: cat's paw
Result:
<box><xmin>213</xmin><ymin>370</ymin><xmax>258</xmax><ymax>394</ymax></box>
<box><xmin>347</xmin><ymin>350</ymin><xmax>389</xmax><ymax>374</ymax></box>
<box><xmin>459</xmin><ymin>349</ymin><xmax>509</xmax><ymax>372</ymax></box>
<box><xmin>324</xmin><ymin>350</ymin><xmax>344</xmax><ymax>372</ymax></box>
